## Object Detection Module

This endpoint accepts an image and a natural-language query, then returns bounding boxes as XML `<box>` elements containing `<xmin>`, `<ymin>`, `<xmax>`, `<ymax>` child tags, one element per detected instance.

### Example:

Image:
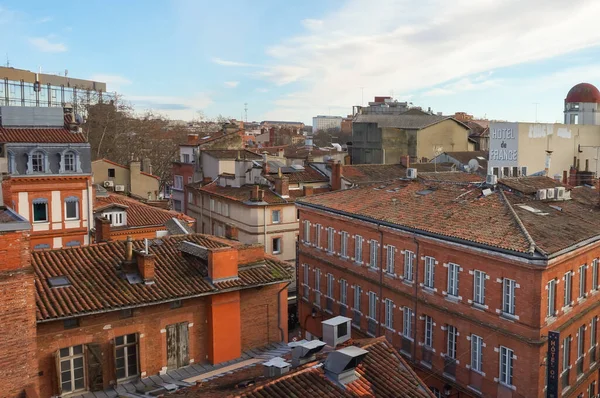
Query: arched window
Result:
<box><xmin>64</xmin><ymin>151</ymin><xmax>76</xmax><ymax>172</ymax></box>
<box><xmin>60</xmin><ymin>149</ymin><xmax>81</xmax><ymax>173</ymax></box>
<box><xmin>31</xmin><ymin>151</ymin><xmax>45</xmax><ymax>173</ymax></box>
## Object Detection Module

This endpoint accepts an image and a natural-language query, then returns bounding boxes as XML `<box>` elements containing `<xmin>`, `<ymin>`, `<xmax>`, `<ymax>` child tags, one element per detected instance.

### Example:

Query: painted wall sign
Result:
<box><xmin>546</xmin><ymin>331</ymin><xmax>559</xmax><ymax>398</ymax></box>
<box><xmin>489</xmin><ymin>122</ymin><xmax>519</xmax><ymax>169</ymax></box>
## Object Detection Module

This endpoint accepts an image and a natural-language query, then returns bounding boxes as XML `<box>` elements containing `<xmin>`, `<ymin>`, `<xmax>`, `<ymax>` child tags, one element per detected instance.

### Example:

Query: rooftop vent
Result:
<box><xmin>179</xmin><ymin>241</ymin><xmax>208</xmax><ymax>261</ymax></box>
<box><xmin>48</xmin><ymin>276</ymin><xmax>71</xmax><ymax>288</ymax></box>
<box><xmin>324</xmin><ymin>346</ymin><xmax>369</xmax><ymax>386</ymax></box>
<box><xmin>263</xmin><ymin>357</ymin><xmax>291</xmax><ymax>377</ymax></box>
<box><xmin>291</xmin><ymin>340</ymin><xmax>326</xmax><ymax>367</ymax></box>
<box><xmin>322</xmin><ymin>316</ymin><xmax>351</xmax><ymax>348</ymax></box>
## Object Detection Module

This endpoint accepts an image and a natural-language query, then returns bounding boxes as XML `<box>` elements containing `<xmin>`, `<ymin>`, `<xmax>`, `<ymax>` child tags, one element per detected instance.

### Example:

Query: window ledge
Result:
<box><xmin>444</xmin><ymin>295</ymin><xmax>461</xmax><ymax>303</ymax></box>
<box><xmin>499</xmin><ymin>312</ymin><xmax>519</xmax><ymax>322</ymax></box>
<box><xmin>471</xmin><ymin>303</ymin><xmax>488</xmax><ymax>311</ymax></box>
<box><xmin>498</xmin><ymin>381</ymin><xmax>516</xmax><ymax>391</ymax></box>
<box><xmin>401</xmin><ymin>280</ymin><xmax>414</xmax><ymax>287</ymax></box>
<box><xmin>420</xmin><ymin>360</ymin><xmax>432</xmax><ymax>369</ymax></box>
<box><xmin>384</xmin><ymin>272</ymin><xmax>396</xmax><ymax>279</ymax></box>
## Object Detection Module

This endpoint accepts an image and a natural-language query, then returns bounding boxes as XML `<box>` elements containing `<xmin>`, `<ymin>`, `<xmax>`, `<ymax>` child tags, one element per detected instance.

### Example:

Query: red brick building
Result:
<box><xmin>296</xmin><ymin>176</ymin><xmax>600</xmax><ymax>398</ymax></box>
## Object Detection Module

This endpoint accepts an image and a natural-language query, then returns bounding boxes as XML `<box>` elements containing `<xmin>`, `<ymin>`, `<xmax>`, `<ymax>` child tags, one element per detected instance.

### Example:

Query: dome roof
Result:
<box><xmin>565</xmin><ymin>83</ymin><xmax>600</xmax><ymax>103</ymax></box>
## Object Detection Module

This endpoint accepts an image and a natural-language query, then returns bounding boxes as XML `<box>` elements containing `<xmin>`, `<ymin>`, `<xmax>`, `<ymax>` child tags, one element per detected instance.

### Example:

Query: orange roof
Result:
<box><xmin>0</xmin><ymin>127</ymin><xmax>86</xmax><ymax>143</ymax></box>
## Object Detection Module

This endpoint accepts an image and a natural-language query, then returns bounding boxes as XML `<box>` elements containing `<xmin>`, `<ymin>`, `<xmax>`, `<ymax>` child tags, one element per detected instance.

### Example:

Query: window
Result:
<box><xmin>314</xmin><ymin>268</ymin><xmax>321</xmax><ymax>306</ymax></box>
<box><xmin>424</xmin><ymin>256</ymin><xmax>435</xmax><ymax>288</ymax></box>
<box><xmin>272</xmin><ymin>238</ymin><xmax>281</xmax><ymax>254</ymax></box>
<box><xmin>592</xmin><ymin>316</ymin><xmax>598</xmax><ymax>353</ymax></box>
<box><xmin>384</xmin><ymin>299</ymin><xmax>393</xmax><ymax>329</ymax></box>
<box><xmin>174</xmin><ymin>175</ymin><xmax>183</xmax><ymax>190</ymax></box>
<box><xmin>32</xmin><ymin>198</ymin><xmax>48</xmax><ymax>222</ymax></box>
<box><xmin>548</xmin><ymin>279</ymin><xmax>557</xmax><ymax>317</ymax></box>
<box><xmin>368</xmin><ymin>239</ymin><xmax>378</xmax><ymax>268</ymax></box>
<box><xmin>386</xmin><ymin>245</ymin><xmax>395</xmax><ymax>274</ymax></box>
<box><xmin>217</xmin><ymin>201</ymin><xmax>222</xmax><ymax>214</ymax></box>
<box><xmin>315</xmin><ymin>224</ymin><xmax>322</xmax><ymax>248</ymax></box>
<box><xmin>499</xmin><ymin>346</ymin><xmax>514</xmax><ymax>386</ymax></box>
<box><xmin>579</xmin><ymin>265</ymin><xmax>587</xmax><ymax>299</ymax></box>
<box><xmin>209</xmin><ymin>198</ymin><xmax>215</xmax><ymax>212</ymax></box>
<box><xmin>7</xmin><ymin>151</ymin><xmax>15</xmax><ymax>174</ymax></box>
<box><xmin>368</xmin><ymin>291</ymin><xmax>377</xmax><ymax>319</ymax></box>
<box><xmin>173</xmin><ymin>200</ymin><xmax>182</xmax><ymax>212</ymax></box>
<box><xmin>34</xmin><ymin>243</ymin><xmax>51</xmax><ymax>250</ymax></box>
<box><xmin>31</xmin><ymin>150</ymin><xmax>45</xmax><ymax>173</ymax></box>
<box><xmin>590</xmin><ymin>381</ymin><xmax>596</xmax><ymax>398</ymax></box>
<box><xmin>565</xmin><ymin>271</ymin><xmax>573</xmax><ymax>307</ymax></box>
<box><xmin>471</xmin><ymin>334</ymin><xmax>483</xmax><ymax>372</ymax></box>
<box><xmin>59</xmin><ymin>345</ymin><xmax>85</xmax><ymax>393</ymax></box>
<box><xmin>303</xmin><ymin>265</ymin><xmax>309</xmax><ymax>298</ymax></box>
<box><xmin>327</xmin><ymin>273</ymin><xmax>334</xmax><ymax>298</ymax></box>
<box><xmin>404</xmin><ymin>250</ymin><xmax>414</xmax><ymax>281</ymax></box>
<box><xmin>578</xmin><ymin>325</ymin><xmax>586</xmax><ymax>362</ymax></box>
<box><xmin>355</xmin><ymin>235</ymin><xmax>363</xmax><ymax>263</ymax></box>
<box><xmin>447</xmin><ymin>263</ymin><xmax>459</xmax><ymax>297</ymax></box>
<box><xmin>340</xmin><ymin>231</ymin><xmax>348</xmax><ymax>257</ymax></box>
<box><xmin>340</xmin><ymin>279</ymin><xmax>347</xmax><ymax>305</ymax></box>
<box><xmin>473</xmin><ymin>270</ymin><xmax>486</xmax><ymax>305</ymax></box>
<box><xmin>115</xmin><ymin>334</ymin><xmax>139</xmax><ymax>380</ymax></box>
<box><xmin>63</xmin><ymin>318</ymin><xmax>79</xmax><ymax>329</ymax></box>
<box><xmin>327</xmin><ymin>227</ymin><xmax>335</xmax><ymax>253</ymax></box>
<box><xmin>424</xmin><ymin>315</ymin><xmax>433</xmax><ymax>348</ymax></box>
<box><xmin>272</xmin><ymin>210</ymin><xmax>281</xmax><ymax>224</ymax></box>
<box><xmin>502</xmin><ymin>278</ymin><xmax>516</xmax><ymax>316</ymax></box>
<box><xmin>563</xmin><ymin>336</ymin><xmax>571</xmax><ymax>373</ymax></box>
<box><xmin>354</xmin><ymin>285</ymin><xmax>362</xmax><ymax>311</ymax></box>
<box><xmin>104</xmin><ymin>211</ymin><xmax>126</xmax><ymax>227</ymax></box>
<box><xmin>403</xmin><ymin>307</ymin><xmax>413</xmax><ymax>338</ymax></box>
<box><xmin>188</xmin><ymin>192</ymin><xmax>193</xmax><ymax>204</ymax></box>
<box><xmin>64</xmin><ymin>151</ymin><xmax>76</xmax><ymax>172</ymax></box>
<box><xmin>303</xmin><ymin>220</ymin><xmax>310</xmax><ymax>243</ymax></box>
<box><xmin>108</xmin><ymin>168</ymin><xmax>115</xmax><ymax>178</ymax></box>
<box><xmin>170</xmin><ymin>299</ymin><xmax>182</xmax><ymax>309</ymax></box>
<box><xmin>65</xmin><ymin>196</ymin><xmax>79</xmax><ymax>220</ymax></box>
<box><xmin>223</xmin><ymin>203</ymin><xmax>229</xmax><ymax>217</ymax></box>
<box><xmin>593</xmin><ymin>259</ymin><xmax>599</xmax><ymax>291</ymax></box>
<box><xmin>446</xmin><ymin>325</ymin><xmax>457</xmax><ymax>359</ymax></box>
<box><xmin>182</xmin><ymin>153</ymin><xmax>190</xmax><ymax>163</ymax></box>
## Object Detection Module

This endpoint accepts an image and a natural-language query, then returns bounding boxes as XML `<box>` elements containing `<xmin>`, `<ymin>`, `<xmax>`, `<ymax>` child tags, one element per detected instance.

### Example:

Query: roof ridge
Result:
<box><xmin>499</xmin><ymin>188</ymin><xmax>542</xmax><ymax>256</ymax></box>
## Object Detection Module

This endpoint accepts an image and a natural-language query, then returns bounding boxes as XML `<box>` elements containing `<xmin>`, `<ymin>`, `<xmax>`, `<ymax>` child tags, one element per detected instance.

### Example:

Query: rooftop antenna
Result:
<box><xmin>5</xmin><ymin>54</ymin><xmax>9</xmax><ymax>67</ymax></box>
<box><xmin>244</xmin><ymin>102</ymin><xmax>248</xmax><ymax>123</ymax></box>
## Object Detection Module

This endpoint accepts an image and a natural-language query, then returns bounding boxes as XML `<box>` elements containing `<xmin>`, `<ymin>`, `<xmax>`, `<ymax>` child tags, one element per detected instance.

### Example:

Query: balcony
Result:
<box><xmin>561</xmin><ymin>368</ymin><xmax>570</xmax><ymax>389</ymax></box>
<box><xmin>443</xmin><ymin>356</ymin><xmax>457</xmax><ymax>379</ymax></box>
<box><xmin>326</xmin><ymin>297</ymin><xmax>333</xmax><ymax>313</ymax></box>
<box><xmin>367</xmin><ymin>318</ymin><xmax>377</xmax><ymax>336</ymax></box>
<box><xmin>352</xmin><ymin>310</ymin><xmax>361</xmax><ymax>327</ymax></box>
<box><xmin>340</xmin><ymin>304</ymin><xmax>347</xmax><ymax>317</ymax></box>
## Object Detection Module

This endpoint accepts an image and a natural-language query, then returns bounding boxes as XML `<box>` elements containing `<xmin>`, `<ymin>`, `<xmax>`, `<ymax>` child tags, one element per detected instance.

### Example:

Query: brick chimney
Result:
<box><xmin>237</xmin><ymin>244</ymin><xmax>264</xmax><ymax>264</ymax></box>
<box><xmin>263</xmin><ymin>158</ymin><xmax>270</xmax><ymax>174</ymax></box>
<box><xmin>187</xmin><ymin>134</ymin><xmax>199</xmax><ymax>144</ymax></box>
<box><xmin>134</xmin><ymin>247</ymin><xmax>155</xmax><ymax>283</ymax></box>
<box><xmin>1</xmin><ymin>176</ymin><xmax>12</xmax><ymax>208</ymax></box>
<box><xmin>207</xmin><ymin>246</ymin><xmax>239</xmax><ymax>281</ymax></box>
<box><xmin>331</xmin><ymin>161</ymin><xmax>343</xmax><ymax>191</ymax></box>
<box><xmin>225</xmin><ymin>224</ymin><xmax>239</xmax><ymax>240</ymax></box>
<box><xmin>250</xmin><ymin>185</ymin><xmax>260</xmax><ymax>201</ymax></box>
<box><xmin>275</xmin><ymin>175</ymin><xmax>290</xmax><ymax>197</ymax></box>
<box><xmin>303</xmin><ymin>186</ymin><xmax>314</xmax><ymax>196</ymax></box>
<box><xmin>258</xmin><ymin>189</ymin><xmax>265</xmax><ymax>201</ymax></box>
<box><xmin>400</xmin><ymin>155</ymin><xmax>410</xmax><ymax>168</ymax></box>
<box><xmin>95</xmin><ymin>216</ymin><xmax>111</xmax><ymax>242</ymax></box>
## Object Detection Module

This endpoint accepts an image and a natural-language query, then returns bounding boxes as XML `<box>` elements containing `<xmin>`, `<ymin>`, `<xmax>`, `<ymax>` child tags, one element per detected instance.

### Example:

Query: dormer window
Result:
<box><xmin>60</xmin><ymin>149</ymin><xmax>81</xmax><ymax>173</ymax></box>
<box><xmin>64</xmin><ymin>152</ymin><xmax>75</xmax><ymax>172</ymax></box>
<box><xmin>103</xmin><ymin>211</ymin><xmax>126</xmax><ymax>227</ymax></box>
<box><xmin>31</xmin><ymin>151</ymin><xmax>45</xmax><ymax>173</ymax></box>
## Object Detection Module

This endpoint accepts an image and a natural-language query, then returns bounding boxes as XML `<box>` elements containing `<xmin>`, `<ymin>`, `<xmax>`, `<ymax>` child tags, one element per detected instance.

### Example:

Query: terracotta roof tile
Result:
<box><xmin>341</xmin><ymin>163</ymin><xmax>455</xmax><ymax>185</ymax></box>
<box><xmin>94</xmin><ymin>194</ymin><xmax>194</xmax><ymax>227</ymax></box>
<box><xmin>203</xmin><ymin>149</ymin><xmax>263</xmax><ymax>160</ymax></box>
<box><xmin>0</xmin><ymin>127</ymin><xmax>86</xmax><ymax>143</ymax></box>
<box><xmin>264</xmin><ymin>165</ymin><xmax>329</xmax><ymax>184</ymax></box>
<box><xmin>33</xmin><ymin>234</ymin><xmax>293</xmax><ymax>321</ymax></box>
<box><xmin>196</xmin><ymin>183</ymin><xmax>289</xmax><ymax>205</ymax></box>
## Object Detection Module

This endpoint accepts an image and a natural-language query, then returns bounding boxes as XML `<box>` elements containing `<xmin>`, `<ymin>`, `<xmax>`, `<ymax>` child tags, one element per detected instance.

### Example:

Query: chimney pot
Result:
<box><xmin>126</xmin><ymin>235</ymin><xmax>133</xmax><ymax>261</ymax></box>
<box><xmin>250</xmin><ymin>185</ymin><xmax>260</xmax><ymax>201</ymax></box>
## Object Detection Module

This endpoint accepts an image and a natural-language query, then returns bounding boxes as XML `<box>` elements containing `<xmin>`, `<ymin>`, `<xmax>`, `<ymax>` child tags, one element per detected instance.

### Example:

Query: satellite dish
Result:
<box><xmin>467</xmin><ymin>158</ymin><xmax>480</xmax><ymax>172</ymax></box>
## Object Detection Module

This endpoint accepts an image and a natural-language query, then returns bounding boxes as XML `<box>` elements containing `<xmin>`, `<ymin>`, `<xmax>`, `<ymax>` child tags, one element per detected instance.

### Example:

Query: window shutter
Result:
<box><xmin>86</xmin><ymin>343</ymin><xmax>104</xmax><ymax>392</ymax></box>
<box><xmin>54</xmin><ymin>350</ymin><xmax>62</xmax><ymax>396</ymax></box>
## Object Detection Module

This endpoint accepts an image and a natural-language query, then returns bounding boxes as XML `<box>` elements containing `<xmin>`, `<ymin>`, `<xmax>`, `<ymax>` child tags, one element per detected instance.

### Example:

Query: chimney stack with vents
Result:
<box><xmin>291</xmin><ymin>340</ymin><xmax>326</xmax><ymax>368</ymax></box>
<box><xmin>95</xmin><ymin>216</ymin><xmax>111</xmax><ymax>243</ymax></box>
<box><xmin>324</xmin><ymin>346</ymin><xmax>369</xmax><ymax>386</ymax></box>
<box><xmin>134</xmin><ymin>247</ymin><xmax>155</xmax><ymax>284</ymax></box>
<box><xmin>274</xmin><ymin>174</ymin><xmax>289</xmax><ymax>197</ymax></box>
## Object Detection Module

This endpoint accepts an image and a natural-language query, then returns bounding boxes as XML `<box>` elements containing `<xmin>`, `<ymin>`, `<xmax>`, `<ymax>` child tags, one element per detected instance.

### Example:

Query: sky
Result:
<box><xmin>4</xmin><ymin>0</ymin><xmax>600</xmax><ymax>125</ymax></box>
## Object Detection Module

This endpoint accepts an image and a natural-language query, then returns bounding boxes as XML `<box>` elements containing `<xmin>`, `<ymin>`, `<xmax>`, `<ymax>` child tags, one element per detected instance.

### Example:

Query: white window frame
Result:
<box><xmin>386</xmin><ymin>245</ymin><xmax>395</xmax><ymax>274</ymax></box>
<box><xmin>327</xmin><ymin>227</ymin><xmax>335</xmax><ymax>253</ymax></box>
<box><xmin>340</xmin><ymin>279</ymin><xmax>347</xmax><ymax>305</ymax></box>
<box><xmin>303</xmin><ymin>265</ymin><xmax>309</xmax><ymax>298</ymax></box>
<box><xmin>384</xmin><ymin>299</ymin><xmax>394</xmax><ymax>329</ymax></box>
<box><xmin>303</xmin><ymin>220</ymin><xmax>310</xmax><ymax>243</ymax></box>
<box><xmin>315</xmin><ymin>223</ymin><xmax>322</xmax><ymax>248</ymax></box>
<box><xmin>446</xmin><ymin>325</ymin><xmax>457</xmax><ymax>359</ymax></box>
<box><xmin>174</xmin><ymin>175</ymin><xmax>183</xmax><ymax>190</ymax></box>
<box><xmin>272</xmin><ymin>210</ymin><xmax>281</xmax><ymax>224</ymax></box>
<box><xmin>424</xmin><ymin>315</ymin><xmax>433</xmax><ymax>348</ymax></box>
<box><xmin>565</xmin><ymin>271</ymin><xmax>573</xmax><ymax>307</ymax></box>
<box><xmin>314</xmin><ymin>268</ymin><xmax>321</xmax><ymax>306</ymax></box>
<box><xmin>403</xmin><ymin>306</ymin><xmax>413</xmax><ymax>338</ymax></box>
<box><xmin>591</xmin><ymin>316</ymin><xmax>598</xmax><ymax>351</ymax></box>
<box><xmin>340</xmin><ymin>231</ymin><xmax>348</xmax><ymax>258</ymax></box>
<box><xmin>217</xmin><ymin>201</ymin><xmax>222</xmax><ymax>214</ymax></box>
<box><xmin>223</xmin><ymin>203</ymin><xmax>229</xmax><ymax>217</ymax></box>
<box><xmin>115</xmin><ymin>334</ymin><xmax>139</xmax><ymax>381</ymax></box>
<box><xmin>355</xmin><ymin>235</ymin><xmax>363</xmax><ymax>264</ymax></box>
<box><xmin>547</xmin><ymin>279</ymin><xmax>557</xmax><ymax>317</ymax></box>
<box><xmin>471</xmin><ymin>334</ymin><xmax>483</xmax><ymax>372</ymax></box>
<box><xmin>326</xmin><ymin>273</ymin><xmax>334</xmax><ymax>298</ymax></box>
<box><xmin>473</xmin><ymin>270</ymin><xmax>486</xmax><ymax>305</ymax></box>
<box><xmin>424</xmin><ymin>256</ymin><xmax>435</xmax><ymax>289</ymax></box>
<box><xmin>563</xmin><ymin>336</ymin><xmax>571</xmax><ymax>371</ymax></box>
<box><xmin>499</xmin><ymin>346</ymin><xmax>514</xmax><ymax>386</ymax></box>
<box><xmin>578</xmin><ymin>325</ymin><xmax>586</xmax><ymax>359</ymax></box>
<box><xmin>369</xmin><ymin>239</ymin><xmax>378</xmax><ymax>269</ymax></box>
<box><xmin>502</xmin><ymin>278</ymin><xmax>516</xmax><ymax>316</ymax></box>
<box><xmin>58</xmin><ymin>345</ymin><xmax>86</xmax><ymax>393</ymax></box>
<box><xmin>592</xmin><ymin>259</ymin><xmax>599</xmax><ymax>291</ymax></box>
<box><xmin>64</xmin><ymin>197</ymin><xmax>79</xmax><ymax>221</ymax></box>
<box><xmin>272</xmin><ymin>237</ymin><xmax>281</xmax><ymax>254</ymax></box>
<box><xmin>209</xmin><ymin>198</ymin><xmax>215</xmax><ymax>212</ymax></box>
<box><xmin>32</xmin><ymin>199</ymin><xmax>48</xmax><ymax>223</ymax></box>
<box><xmin>354</xmin><ymin>285</ymin><xmax>362</xmax><ymax>312</ymax></box>
<box><xmin>579</xmin><ymin>264</ymin><xmax>587</xmax><ymax>299</ymax></box>
<box><xmin>404</xmin><ymin>250</ymin><xmax>414</xmax><ymax>281</ymax></box>
<box><xmin>448</xmin><ymin>263</ymin><xmax>459</xmax><ymax>297</ymax></box>
<box><xmin>368</xmin><ymin>291</ymin><xmax>377</xmax><ymax>319</ymax></box>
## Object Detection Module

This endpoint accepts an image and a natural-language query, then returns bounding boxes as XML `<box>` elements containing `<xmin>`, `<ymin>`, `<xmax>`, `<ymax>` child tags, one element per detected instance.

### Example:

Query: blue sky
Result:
<box><xmin>4</xmin><ymin>0</ymin><xmax>600</xmax><ymax>124</ymax></box>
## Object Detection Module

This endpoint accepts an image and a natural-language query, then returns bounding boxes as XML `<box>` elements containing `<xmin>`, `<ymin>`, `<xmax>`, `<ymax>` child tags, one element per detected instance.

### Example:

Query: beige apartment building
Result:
<box><xmin>92</xmin><ymin>158</ymin><xmax>160</xmax><ymax>199</ymax></box>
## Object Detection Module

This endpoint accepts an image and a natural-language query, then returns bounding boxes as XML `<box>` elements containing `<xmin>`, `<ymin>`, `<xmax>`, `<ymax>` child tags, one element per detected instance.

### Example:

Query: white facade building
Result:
<box><xmin>312</xmin><ymin>115</ymin><xmax>343</xmax><ymax>133</ymax></box>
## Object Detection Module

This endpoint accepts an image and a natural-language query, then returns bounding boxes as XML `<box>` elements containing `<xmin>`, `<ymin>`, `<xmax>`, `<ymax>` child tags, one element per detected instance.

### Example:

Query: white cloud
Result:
<box><xmin>126</xmin><ymin>93</ymin><xmax>212</xmax><ymax>120</ymax></box>
<box><xmin>256</xmin><ymin>88</ymin><xmax>269</xmax><ymax>93</ymax></box>
<box><xmin>257</xmin><ymin>0</ymin><xmax>600</xmax><ymax>121</ymax></box>
<box><xmin>89</xmin><ymin>74</ymin><xmax>132</xmax><ymax>92</ymax></box>
<box><xmin>211</xmin><ymin>57</ymin><xmax>260</xmax><ymax>68</ymax></box>
<box><xmin>36</xmin><ymin>16</ymin><xmax>52</xmax><ymax>24</ymax></box>
<box><xmin>224</xmin><ymin>81</ymin><xmax>239</xmax><ymax>88</ymax></box>
<box><xmin>29</xmin><ymin>37</ymin><xmax>67</xmax><ymax>53</ymax></box>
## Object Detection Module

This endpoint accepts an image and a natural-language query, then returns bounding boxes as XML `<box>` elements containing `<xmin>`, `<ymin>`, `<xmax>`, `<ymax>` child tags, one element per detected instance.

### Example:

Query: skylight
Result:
<box><xmin>517</xmin><ymin>204</ymin><xmax>549</xmax><ymax>216</ymax></box>
<box><xmin>477</xmin><ymin>156</ymin><xmax>486</xmax><ymax>161</ymax></box>
<box><xmin>416</xmin><ymin>189</ymin><xmax>434</xmax><ymax>196</ymax></box>
<box><xmin>48</xmin><ymin>276</ymin><xmax>71</xmax><ymax>288</ymax></box>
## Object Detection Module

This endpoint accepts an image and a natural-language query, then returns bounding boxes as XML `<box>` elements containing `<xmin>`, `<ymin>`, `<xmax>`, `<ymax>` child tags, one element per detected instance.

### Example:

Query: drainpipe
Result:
<box><xmin>378</xmin><ymin>227</ymin><xmax>384</xmax><ymax>336</ymax></box>
<box><xmin>263</xmin><ymin>205</ymin><xmax>267</xmax><ymax>251</ymax></box>
<box><xmin>277</xmin><ymin>281</ymin><xmax>291</xmax><ymax>341</ymax></box>
<box><xmin>86</xmin><ymin>179</ymin><xmax>92</xmax><ymax>241</ymax></box>
<box><xmin>412</xmin><ymin>235</ymin><xmax>420</xmax><ymax>359</ymax></box>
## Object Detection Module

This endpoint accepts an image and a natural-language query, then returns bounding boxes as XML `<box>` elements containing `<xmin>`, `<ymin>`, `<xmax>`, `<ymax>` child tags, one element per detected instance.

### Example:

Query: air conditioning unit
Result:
<box><xmin>103</xmin><ymin>180</ymin><xmax>114</xmax><ymax>188</ymax></box>
<box><xmin>322</xmin><ymin>316</ymin><xmax>351</xmax><ymax>348</ymax></box>
<box><xmin>536</xmin><ymin>189</ymin><xmax>547</xmax><ymax>200</ymax></box>
<box><xmin>556</xmin><ymin>186</ymin><xmax>566</xmax><ymax>200</ymax></box>
<box><xmin>546</xmin><ymin>188</ymin><xmax>555</xmax><ymax>200</ymax></box>
<box><xmin>115</xmin><ymin>185</ymin><xmax>125</xmax><ymax>192</ymax></box>
<box><xmin>486</xmin><ymin>174</ymin><xmax>497</xmax><ymax>185</ymax></box>
<box><xmin>406</xmin><ymin>168</ymin><xmax>417</xmax><ymax>179</ymax></box>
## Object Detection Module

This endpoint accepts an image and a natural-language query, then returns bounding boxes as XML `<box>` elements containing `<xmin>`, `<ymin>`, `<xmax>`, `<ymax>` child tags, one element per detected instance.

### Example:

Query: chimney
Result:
<box><xmin>203</xmin><ymin>176</ymin><xmax>213</xmax><ymax>184</ymax></box>
<box><xmin>331</xmin><ymin>161</ymin><xmax>343</xmax><ymax>191</ymax></box>
<box><xmin>586</xmin><ymin>159</ymin><xmax>590</xmax><ymax>172</ymax></box>
<box><xmin>263</xmin><ymin>159</ymin><xmax>270</xmax><ymax>174</ymax></box>
<box><xmin>274</xmin><ymin>175</ymin><xmax>289</xmax><ymax>197</ymax></box>
<box><xmin>291</xmin><ymin>340</ymin><xmax>326</xmax><ymax>367</ymax></box>
<box><xmin>324</xmin><ymin>346</ymin><xmax>368</xmax><ymax>386</ymax></box>
<box><xmin>400</xmin><ymin>155</ymin><xmax>410</xmax><ymax>168</ymax></box>
<box><xmin>258</xmin><ymin>189</ymin><xmax>265</xmax><ymax>202</ymax></box>
<box><xmin>1</xmin><ymin>175</ymin><xmax>12</xmax><ymax>208</ymax></box>
<box><xmin>94</xmin><ymin>216</ymin><xmax>111</xmax><ymax>243</ymax></box>
<box><xmin>142</xmin><ymin>158</ymin><xmax>153</xmax><ymax>175</ymax></box>
<box><xmin>134</xmin><ymin>246</ymin><xmax>155</xmax><ymax>283</ymax></box>
<box><xmin>126</xmin><ymin>235</ymin><xmax>133</xmax><ymax>262</ymax></box>
<box><xmin>563</xmin><ymin>170</ymin><xmax>568</xmax><ymax>184</ymax></box>
<box><xmin>303</xmin><ymin>186</ymin><xmax>314</xmax><ymax>196</ymax></box>
<box><xmin>207</xmin><ymin>246</ymin><xmax>239</xmax><ymax>281</ymax></box>
<box><xmin>225</xmin><ymin>224</ymin><xmax>239</xmax><ymax>240</ymax></box>
<box><xmin>250</xmin><ymin>185</ymin><xmax>260</xmax><ymax>201</ymax></box>
<box><xmin>187</xmin><ymin>134</ymin><xmax>199</xmax><ymax>144</ymax></box>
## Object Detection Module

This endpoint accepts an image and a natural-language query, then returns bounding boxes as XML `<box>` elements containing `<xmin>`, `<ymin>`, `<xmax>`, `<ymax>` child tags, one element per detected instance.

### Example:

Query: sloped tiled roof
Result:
<box><xmin>499</xmin><ymin>176</ymin><xmax>565</xmax><ymax>195</ymax></box>
<box><xmin>203</xmin><ymin>149</ymin><xmax>263</xmax><ymax>160</ymax></box>
<box><xmin>264</xmin><ymin>165</ymin><xmax>329</xmax><ymax>184</ymax></box>
<box><xmin>340</xmin><ymin>163</ymin><xmax>455</xmax><ymax>185</ymax></box>
<box><xmin>284</xmin><ymin>145</ymin><xmax>340</xmax><ymax>159</ymax></box>
<box><xmin>196</xmin><ymin>182</ymin><xmax>289</xmax><ymax>205</ymax></box>
<box><xmin>33</xmin><ymin>234</ymin><xmax>293</xmax><ymax>321</ymax></box>
<box><xmin>419</xmin><ymin>171</ymin><xmax>485</xmax><ymax>183</ymax></box>
<box><xmin>233</xmin><ymin>338</ymin><xmax>434</xmax><ymax>398</ymax></box>
<box><xmin>95</xmin><ymin>194</ymin><xmax>194</xmax><ymax>227</ymax></box>
<box><xmin>0</xmin><ymin>127</ymin><xmax>86</xmax><ymax>143</ymax></box>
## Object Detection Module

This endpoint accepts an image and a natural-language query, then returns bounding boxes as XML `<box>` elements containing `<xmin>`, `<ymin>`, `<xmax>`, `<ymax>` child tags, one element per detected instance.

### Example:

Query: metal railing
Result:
<box><xmin>326</xmin><ymin>297</ymin><xmax>333</xmax><ymax>312</ymax></box>
<box><xmin>367</xmin><ymin>318</ymin><xmax>377</xmax><ymax>336</ymax></box>
<box><xmin>352</xmin><ymin>310</ymin><xmax>361</xmax><ymax>327</ymax></box>
<box><xmin>561</xmin><ymin>368</ymin><xmax>570</xmax><ymax>388</ymax></box>
<box><xmin>340</xmin><ymin>304</ymin><xmax>347</xmax><ymax>317</ymax></box>
<box><xmin>444</xmin><ymin>356</ymin><xmax>457</xmax><ymax>378</ymax></box>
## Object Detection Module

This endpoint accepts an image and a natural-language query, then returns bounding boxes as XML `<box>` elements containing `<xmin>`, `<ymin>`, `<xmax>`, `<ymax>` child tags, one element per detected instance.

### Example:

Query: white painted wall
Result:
<box><xmin>18</xmin><ymin>192</ymin><xmax>29</xmax><ymax>220</ymax></box>
<box><xmin>51</xmin><ymin>191</ymin><xmax>62</xmax><ymax>222</ymax></box>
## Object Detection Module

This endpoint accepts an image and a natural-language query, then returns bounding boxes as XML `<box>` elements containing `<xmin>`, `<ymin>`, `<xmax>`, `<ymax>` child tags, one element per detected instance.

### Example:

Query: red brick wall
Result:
<box><xmin>297</xmin><ymin>206</ymin><xmax>600</xmax><ymax>398</ymax></box>
<box><xmin>241</xmin><ymin>284</ymin><xmax>288</xmax><ymax>349</ymax></box>
<box><xmin>0</xmin><ymin>229</ymin><xmax>39</xmax><ymax>397</ymax></box>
